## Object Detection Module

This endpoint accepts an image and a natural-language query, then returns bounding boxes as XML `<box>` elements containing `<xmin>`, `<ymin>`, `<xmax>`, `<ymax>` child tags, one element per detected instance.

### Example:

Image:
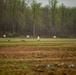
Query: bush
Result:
<box><xmin>6</xmin><ymin>32</ymin><xmax>14</xmax><ymax>37</ymax></box>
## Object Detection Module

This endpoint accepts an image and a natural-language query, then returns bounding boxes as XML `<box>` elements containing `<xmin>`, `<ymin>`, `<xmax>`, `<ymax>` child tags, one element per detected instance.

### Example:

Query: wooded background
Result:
<box><xmin>0</xmin><ymin>0</ymin><xmax>76</xmax><ymax>37</ymax></box>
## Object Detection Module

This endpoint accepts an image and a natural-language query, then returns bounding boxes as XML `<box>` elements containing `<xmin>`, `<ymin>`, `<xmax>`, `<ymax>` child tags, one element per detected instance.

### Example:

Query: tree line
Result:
<box><xmin>0</xmin><ymin>0</ymin><xmax>76</xmax><ymax>37</ymax></box>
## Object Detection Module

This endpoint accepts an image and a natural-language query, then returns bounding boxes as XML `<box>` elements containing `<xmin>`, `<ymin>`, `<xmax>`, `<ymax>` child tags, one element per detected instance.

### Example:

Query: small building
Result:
<box><xmin>3</xmin><ymin>35</ymin><xmax>6</xmax><ymax>38</ymax></box>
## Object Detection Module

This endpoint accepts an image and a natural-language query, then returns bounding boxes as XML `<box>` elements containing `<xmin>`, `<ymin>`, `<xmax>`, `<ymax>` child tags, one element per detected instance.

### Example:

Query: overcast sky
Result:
<box><xmin>36</xmin><ymin>0</ymin><xmax>76</xmax><ymax>7</ymax></box>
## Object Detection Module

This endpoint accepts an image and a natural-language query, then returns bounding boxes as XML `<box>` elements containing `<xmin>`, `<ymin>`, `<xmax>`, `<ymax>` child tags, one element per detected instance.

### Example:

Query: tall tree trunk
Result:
<box><xmin>0</xmin><ymin>0</ymin><xmax>3</xmax><ymax>32</ymax></box>
<box><xmin>49</xmin><ymin>0</ymin><xmax>58</xmax><ymax>36</ymax></box>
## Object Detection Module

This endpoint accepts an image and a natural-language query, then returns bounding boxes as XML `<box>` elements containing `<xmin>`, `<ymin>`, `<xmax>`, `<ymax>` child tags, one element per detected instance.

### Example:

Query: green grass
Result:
<box><xmin>0</xmin><ymin>38</ymin><xmax>76</xmax><ymax>46</ymax></box>
<box><xmin>0</xmin><ymin>38</ymin><xmax>76</xmax><ymax>43</ymax></box>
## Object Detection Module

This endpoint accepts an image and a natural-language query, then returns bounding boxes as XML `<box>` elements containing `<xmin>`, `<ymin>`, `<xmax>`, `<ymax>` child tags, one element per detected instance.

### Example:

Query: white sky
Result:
<box><xmin>36</xmin><ymin>0</ymin><xmax>76</xmax><ymax>7</ymax></box>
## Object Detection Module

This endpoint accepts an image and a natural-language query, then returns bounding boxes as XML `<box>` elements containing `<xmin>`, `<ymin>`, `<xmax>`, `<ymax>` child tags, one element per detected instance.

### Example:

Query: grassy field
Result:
<box><xmin>0</xmin><ymin>38</ymin><xmax>76</xmax><ymax>75</ymax></box>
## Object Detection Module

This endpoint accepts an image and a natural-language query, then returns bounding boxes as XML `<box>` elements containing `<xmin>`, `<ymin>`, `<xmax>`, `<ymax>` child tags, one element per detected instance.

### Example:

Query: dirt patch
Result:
<box><xmin>0</xmin><ymin>46</ymin><xmax>76</xmax><ymax>75</ymax></box>
<box><xmin>0</xmin><ymin>46</ymin><xmax>76</xmax><ymax>60</ymax></box>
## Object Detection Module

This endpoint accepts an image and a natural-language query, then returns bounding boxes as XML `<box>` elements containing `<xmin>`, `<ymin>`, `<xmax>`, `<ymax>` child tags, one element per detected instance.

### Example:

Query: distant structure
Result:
<box><xmin>37</xmin><ymin>36</ymin><xmax>40</xmax><ymax>41</ymax></box>
<box><xmin>27</xmin><ymin>35</ymin><xmax>30</xmax><ymax>38</ymax></box>
<box><xmin>53</xmin><ymin>36</ymin><xmax>56</xmax><ymax>39</ymax></box>
<box><xmin>3</xmin><ymin>35</ymin><xmax>6</xmax><ymax>38</ymax></box>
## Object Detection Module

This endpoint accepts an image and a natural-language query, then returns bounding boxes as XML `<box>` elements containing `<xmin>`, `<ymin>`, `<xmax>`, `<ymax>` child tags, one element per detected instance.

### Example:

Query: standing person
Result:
<box><xmin>37</xmin><ymin>36</ymin><xmax>40</xmax><ymax>41</ymax></box>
